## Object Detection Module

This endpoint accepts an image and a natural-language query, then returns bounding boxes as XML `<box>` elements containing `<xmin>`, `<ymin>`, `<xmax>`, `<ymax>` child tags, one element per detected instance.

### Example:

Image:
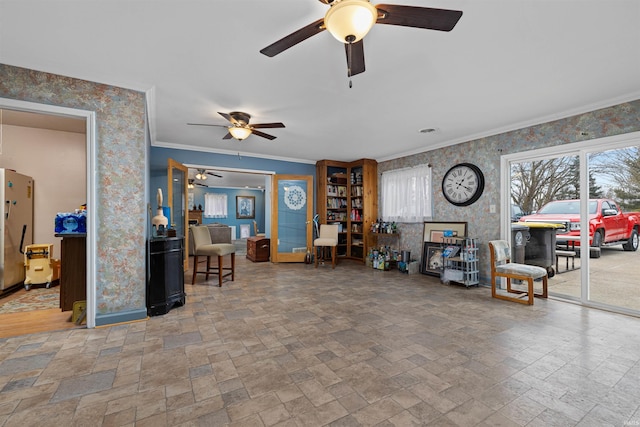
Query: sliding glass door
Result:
<box><xmin>586</xmin><ymin>146</ymin><xmax>640</xmax><ymax>311</ymax></box>
<box><xmin>509</xmin><ymin>154</ymin><xmax>584</xmax><ymax>301</ymax></box>
<box><xmin>503</xmin><ymin>132</ymin><xmax>640</xmax><ymax>315</ymax></box>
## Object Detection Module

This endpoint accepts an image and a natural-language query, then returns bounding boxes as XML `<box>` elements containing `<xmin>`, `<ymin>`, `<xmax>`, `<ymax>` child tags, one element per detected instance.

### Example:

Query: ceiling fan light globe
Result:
<box><xmin>324</xmin><ymin>0</ymin><xmax>377</xmax><ymax>43</ymax></box>
<box><xmin>229</xmin><ymin>126</ymin><xmax>252</xmax><ymax>140</ymax></box>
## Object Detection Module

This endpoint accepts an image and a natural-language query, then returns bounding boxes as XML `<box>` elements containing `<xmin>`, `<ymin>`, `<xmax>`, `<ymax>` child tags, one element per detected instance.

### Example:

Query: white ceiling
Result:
<box><xmin>2</xmin><ymin>0</ymin><xmax>639</xmax><ymax>168</ymax></box>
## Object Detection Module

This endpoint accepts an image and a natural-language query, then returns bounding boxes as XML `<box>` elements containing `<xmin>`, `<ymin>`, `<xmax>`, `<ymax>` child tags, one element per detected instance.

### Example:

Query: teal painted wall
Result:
<box><xmin>150</xmin><ymin>146</ymin><xmax>316</xmax><ymax>235</ymax></box>
<box><xmin>192</xmin><ymin>187</ymin><xmax>265</xmax><ymax>239</ymax></box>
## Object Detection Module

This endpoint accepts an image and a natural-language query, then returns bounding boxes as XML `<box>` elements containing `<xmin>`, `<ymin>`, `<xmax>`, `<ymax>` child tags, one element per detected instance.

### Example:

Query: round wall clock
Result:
<box><xmin>442</xmin><ymin>163</ymin><xmax>485</xmax><ymax>206</ymax></box>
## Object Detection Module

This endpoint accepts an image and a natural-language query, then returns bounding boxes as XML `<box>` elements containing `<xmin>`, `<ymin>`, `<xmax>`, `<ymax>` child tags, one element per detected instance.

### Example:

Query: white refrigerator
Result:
<box><xmin>0</xmin><ymin>169</ymin><xmax>34</xmax><ymax>291</ymax></box>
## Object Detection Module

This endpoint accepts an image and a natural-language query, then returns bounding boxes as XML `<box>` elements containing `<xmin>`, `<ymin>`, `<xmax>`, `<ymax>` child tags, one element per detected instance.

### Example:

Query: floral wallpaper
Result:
<box><xmin>379</xmin><ymin>100</ymin><xmax>640</xmax><ymax>282</ymax></box>
<box><xmin>0</xmin><ymin>64</ymin><xmax>147</xmax><ymax>322</ymax></box>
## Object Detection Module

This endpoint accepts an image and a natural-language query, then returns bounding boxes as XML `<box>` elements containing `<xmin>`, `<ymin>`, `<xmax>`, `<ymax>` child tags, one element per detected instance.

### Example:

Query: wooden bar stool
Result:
<box><xmin>191</xmin><ymin>225</ymin><xmax>236</xmax><ymax>287</ymax></box>
<box><xmin>314</xmin><ymin>224</ymin><xmax>339</xmax><ymax>269</ymax></box>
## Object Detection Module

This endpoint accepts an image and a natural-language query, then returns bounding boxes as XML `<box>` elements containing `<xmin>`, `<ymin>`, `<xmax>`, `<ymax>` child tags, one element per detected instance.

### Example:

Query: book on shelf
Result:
<box><xmin>442</xmin><ymin>246</ymin><xmax>460</xmax><ymax>258</ymax></box>
<box><xmin>351</xmin><ymin>186</ymin><xmax>363</xmax><ymax>197</ymax></box>
<box><xmin>327</xmin><ymin>184</ymin><xmax>348</xmax><ymax>197</ymax></box>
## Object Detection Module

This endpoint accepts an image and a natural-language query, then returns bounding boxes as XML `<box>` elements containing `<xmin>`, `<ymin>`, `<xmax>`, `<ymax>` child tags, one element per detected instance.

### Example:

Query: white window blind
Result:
<box><xmin>381</xmin><ymin>164</ymin><xmax>432</xmax><ymax>223</ymax></box>
<box><xmin>204</xmin><ymin>193</ymin><xmax>227</xmax><ymax>218</ymax></box>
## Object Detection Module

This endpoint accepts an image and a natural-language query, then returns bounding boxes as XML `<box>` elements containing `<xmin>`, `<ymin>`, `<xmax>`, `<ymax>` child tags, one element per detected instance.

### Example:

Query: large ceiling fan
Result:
<box><xmin>260</xmin><ymin>0</ymin><xmax>463</xmax><ymax>77</ymax></box>
<box><xmin>188</xmin><ymin>111</ymin><xmax>285</xmax><ymax>141</ymax></box>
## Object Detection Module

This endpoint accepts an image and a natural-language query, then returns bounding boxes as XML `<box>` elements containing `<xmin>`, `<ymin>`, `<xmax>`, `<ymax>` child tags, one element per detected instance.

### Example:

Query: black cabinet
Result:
<box><xmin>147</xmin><ymin>237</ymin><xmax>186</xmax><ymax>316</ymax></box>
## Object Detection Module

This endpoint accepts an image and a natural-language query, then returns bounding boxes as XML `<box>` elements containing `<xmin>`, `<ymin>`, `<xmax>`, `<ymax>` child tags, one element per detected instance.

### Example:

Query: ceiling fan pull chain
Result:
<box><xmin>347</xmin><ymin>35</ymin><xmax>354</xmax><ymax>88</ymax></box>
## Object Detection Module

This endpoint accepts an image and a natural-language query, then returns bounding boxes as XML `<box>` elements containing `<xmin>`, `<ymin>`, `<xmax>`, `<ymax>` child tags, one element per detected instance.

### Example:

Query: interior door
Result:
<box><xmin>167</xmin><ymin>159</ymin><xmax>188</xmax><ymax>270</ymax></box>
<box><xmin>271</xmin><ymin>175</ymin><xmax>313</xmax><ymax>263</ymax></box>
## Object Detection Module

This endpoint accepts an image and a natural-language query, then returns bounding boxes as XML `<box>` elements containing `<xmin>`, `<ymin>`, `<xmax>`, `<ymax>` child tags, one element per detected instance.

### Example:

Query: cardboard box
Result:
<box><xmin>400</xmin><ymin>261</ymin><xmax>420</xmax><ymax>274</ymax></box>
<box><xmin>407</xmin><ymin>261</ymin><xmax>420</xmax><ymax>274</ymax></box>
<box><xmin>51</xmin><ymin>259</ymin><xmax>60</xmax><ymax>282</ymax></box>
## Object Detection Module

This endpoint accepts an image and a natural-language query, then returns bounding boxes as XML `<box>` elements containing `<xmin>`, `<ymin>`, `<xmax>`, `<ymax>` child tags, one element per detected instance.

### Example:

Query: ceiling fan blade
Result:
<box><xmin>250</xmin><ymin>129</ymin><xmax>277</xmax><ymax>140</ymax></box>
<box><xmin>206</xmin><ymin>171</ymin><xmax>223</xmax><ymax>178</ymax></box>
<box><xmin>218</xmin><ymin>112</ymin><xmax>238</xmax><ymax>125</ymax></box>
<box><xmin>187</xmin><ymin>123</ymin><xmax>227</xmax><ymax>128</ymax></box>
<box><xmin>260</xmin><ymin>18</ymin><xmax>325</xmax><ymax>57</ymax></box>
<box><xmin>195</xmin><ymin>182</ymin><xmax>209</xmax><ymax>188</ymax></box>
<box><xmin>251</xmin><ymin>122</ymin><xmax>285</xmax><ymax>129</ymax></box>
<box><xmin>375</xmin><ymin>5</ymin><xmax>463</xmax><ymax>32</ymax></box>
<box><xmin>222</xmin><ymin>132</ymin><xmax>233</xmax><ymax>140</ymax></box>
<box><xmin>345</xmin><ymin>40</ymin><xmax>365</xmax><ymax>77</ymax></box>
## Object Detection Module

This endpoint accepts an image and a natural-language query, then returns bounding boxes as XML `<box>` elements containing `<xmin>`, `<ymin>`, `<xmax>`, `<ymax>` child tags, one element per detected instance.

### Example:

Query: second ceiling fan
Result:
<box><xmin>260</xmin><ymin>0</ymin><xmax>463</xmax><ymax>77</ymax></box>
<box><xmin>188</xmin><ymin>111</ymin><xmax>285</xmax><ymax>141</ymax></box>
<box><xmin>194</xmin><ymin>169</ymin><xmax>222</xmax><ymax>180</ymax></box>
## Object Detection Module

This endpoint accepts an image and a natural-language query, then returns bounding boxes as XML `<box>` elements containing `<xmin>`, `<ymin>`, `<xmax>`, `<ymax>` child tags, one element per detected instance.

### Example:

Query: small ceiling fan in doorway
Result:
<box><xmin>188</xmin><ymin>179</ymin><xmax>209</xmax><ymax>189</ymax></box>
<box><xmin>194</xmin><ymin>169</ymin><xmax>222</xmax><ymax>180</ymax></box>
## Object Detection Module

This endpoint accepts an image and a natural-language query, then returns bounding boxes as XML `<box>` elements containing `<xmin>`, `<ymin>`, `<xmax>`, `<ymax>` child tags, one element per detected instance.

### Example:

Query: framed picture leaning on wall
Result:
<box><xmin>423</xmin><ymin>244</ymin><xmax>445</xmax><ymax>276</ymax></box>
<box><xmin>236</xmin><ymin>196</ymin><xmax>255</xmax><ymax>219</ymax></box>
<box><xmin>422</xmin><ymin>221</ymin><xmax>467</xmax><ymax>242</ymax></box>
<box><xmin>421</xmin><ymin>221</ymin><xmax>467</xmax><ymax>276</ymax></box>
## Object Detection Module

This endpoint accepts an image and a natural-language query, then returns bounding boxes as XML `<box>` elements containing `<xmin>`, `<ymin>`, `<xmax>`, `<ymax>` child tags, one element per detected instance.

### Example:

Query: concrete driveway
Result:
<box><xmin>549</xmin><ymin>245</ymin><xmax>640</xmax><ymax>311</ymax></box>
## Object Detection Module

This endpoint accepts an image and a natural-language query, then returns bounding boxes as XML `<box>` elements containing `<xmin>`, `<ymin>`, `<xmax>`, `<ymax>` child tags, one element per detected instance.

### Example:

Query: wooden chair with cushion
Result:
<box><xmin>253</xmin><ymin>220</ymin><xmax>266</xmax><ymax>237</ymax></box>
<box><xmin>191</xmin><ymin>225</ymin><xmax>236</xmax><ymax>287</ymax></box>
<box><xmin>314</xmin><ymin>224</ymin><xmax>339</xmax><ymax>269</ymax></box>
<box><xmin>488</xmin><ymin>240</ymin><xmax>548</xmax><ymax>305</ymax></box>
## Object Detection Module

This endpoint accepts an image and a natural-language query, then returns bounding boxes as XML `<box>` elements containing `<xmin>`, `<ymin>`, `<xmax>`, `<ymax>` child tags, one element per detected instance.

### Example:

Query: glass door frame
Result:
<box><xmin>271</xmin><ymin>175</ymin><xmax>313</xmax><ymax>263</ymax></box>
<box><xmin>500</xmin><ymin>131</ymin><xmax>640</xmax><ymax>315</ymax></box>
<box><xmin>167</xmin><ymin>159</ymin><xmax>189</xmax><ymax>271</ymax></box>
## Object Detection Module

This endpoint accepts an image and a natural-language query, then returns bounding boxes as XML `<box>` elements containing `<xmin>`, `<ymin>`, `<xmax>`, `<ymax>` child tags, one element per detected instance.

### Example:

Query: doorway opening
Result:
<box><xmin>186</xmin><ymin>164</ymin><xmax>273</xmax><ymax>239</ymax></box>
<box><xmin>0</xmin><ymin>98</ymin><xmax>96</xmax><ymax>335</ymax></box>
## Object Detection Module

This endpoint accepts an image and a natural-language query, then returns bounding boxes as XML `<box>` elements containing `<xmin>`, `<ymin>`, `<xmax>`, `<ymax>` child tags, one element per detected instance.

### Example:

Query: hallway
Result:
<box><xmin>0</xmin><ymin>257</ymin><xmax>638</xmax><ymax>426</ymax></box>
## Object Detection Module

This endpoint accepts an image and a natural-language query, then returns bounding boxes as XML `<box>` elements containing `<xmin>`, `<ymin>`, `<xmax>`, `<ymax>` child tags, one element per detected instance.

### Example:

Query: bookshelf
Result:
<box><xmin>316</xmin><ymin>159</ymin><xmax>377</xmax><ymax>262</ymax></box>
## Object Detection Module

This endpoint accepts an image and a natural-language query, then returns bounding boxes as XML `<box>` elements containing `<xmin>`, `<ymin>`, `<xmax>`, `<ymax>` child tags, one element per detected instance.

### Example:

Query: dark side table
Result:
<box><xmin>147</xmin><ymin>237</ymin><xmax>186</xmax><ymax>316</ymax></box>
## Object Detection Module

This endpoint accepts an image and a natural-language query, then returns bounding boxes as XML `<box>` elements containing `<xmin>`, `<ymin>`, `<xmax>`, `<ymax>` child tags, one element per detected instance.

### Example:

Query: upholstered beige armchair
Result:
<box><xmin>188</xmin><ymin>223</ymin><xmax>232</xmax><ymax>256</ymax></box>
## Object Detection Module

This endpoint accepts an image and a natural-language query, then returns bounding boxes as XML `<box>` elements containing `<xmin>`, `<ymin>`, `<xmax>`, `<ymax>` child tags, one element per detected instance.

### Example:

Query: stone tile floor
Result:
<box><xmin>0</xmin><ymin>257</ymin><xmax>639</xmax><ymax>426</ymax></box>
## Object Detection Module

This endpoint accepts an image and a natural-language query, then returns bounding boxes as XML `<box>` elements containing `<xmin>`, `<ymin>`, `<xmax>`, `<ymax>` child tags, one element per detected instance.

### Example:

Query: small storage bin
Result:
<box><xmin>247</xmin><ymin>237</ymin><xmax>270</xmax><ymax>262</ymax></box>
<box><xmin>23</xmin><ymin>244</ymin><xmax>55</xmax><ymax>290</ymax></box>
